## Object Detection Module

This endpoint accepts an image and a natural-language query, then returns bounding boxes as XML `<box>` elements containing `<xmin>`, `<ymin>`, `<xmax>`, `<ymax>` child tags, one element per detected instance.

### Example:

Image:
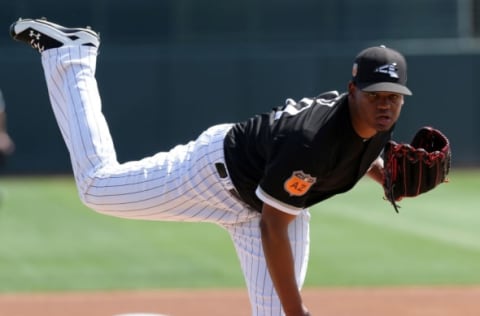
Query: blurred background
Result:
<box><xmin>0</xmin><ymin>0</ymin><xmax>479</xmax><ymax>173</ymax></box>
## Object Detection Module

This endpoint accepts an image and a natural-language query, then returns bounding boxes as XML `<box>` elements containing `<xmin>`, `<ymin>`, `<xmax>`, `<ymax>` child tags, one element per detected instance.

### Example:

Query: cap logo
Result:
<box><xmin>374</xmin><ymin>63</ymin><xmax>399</xmax><ymax>79</ymax></box>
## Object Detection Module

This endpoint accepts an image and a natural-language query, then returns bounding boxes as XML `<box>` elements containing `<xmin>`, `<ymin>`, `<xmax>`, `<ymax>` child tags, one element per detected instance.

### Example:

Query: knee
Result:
<box><xmin>74</xmin><ymin>175</ymin><xmax>109</xmax><ymax>214</ymax></box>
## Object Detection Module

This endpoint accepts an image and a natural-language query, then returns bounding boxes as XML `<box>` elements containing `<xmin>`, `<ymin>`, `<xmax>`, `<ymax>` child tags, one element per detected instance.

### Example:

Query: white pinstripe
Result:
<box><xmin>225</xmin><ymin>211</ymin><xmax>310</xmax><ymax>315</ymax></box>
<box><xmin>40</xmin><ymin>45</ymin><xmax>310</xmax><ymax>315</ymax></box>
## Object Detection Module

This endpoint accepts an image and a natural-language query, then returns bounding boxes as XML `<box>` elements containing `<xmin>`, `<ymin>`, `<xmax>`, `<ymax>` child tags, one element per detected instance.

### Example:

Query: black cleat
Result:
<box><xmin>10</xmin><ymin>18</ymin><xmax>100</xmax><ymax>53</ymax></box>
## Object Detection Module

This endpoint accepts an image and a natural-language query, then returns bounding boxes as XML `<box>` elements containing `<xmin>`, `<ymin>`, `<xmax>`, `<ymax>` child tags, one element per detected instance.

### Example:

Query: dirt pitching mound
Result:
<box><xmin>1</xmin><ymin>286</ymin><xmax>479</xmax><ymax>316</ymax></box>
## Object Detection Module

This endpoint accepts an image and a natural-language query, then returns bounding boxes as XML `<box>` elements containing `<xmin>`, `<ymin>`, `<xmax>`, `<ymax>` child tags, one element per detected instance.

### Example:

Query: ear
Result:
<box><xmin>348</xmin><ymin>81</ymin><xmax>356</xmax><ymax>95</ymax></box>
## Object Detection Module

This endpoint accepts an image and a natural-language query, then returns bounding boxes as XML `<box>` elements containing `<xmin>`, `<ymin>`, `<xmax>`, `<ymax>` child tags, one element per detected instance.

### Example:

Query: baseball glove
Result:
<box><xmin>383</xmin><ymin>126</ymin><xmax>451</xmax><ymax>212</ymax></box>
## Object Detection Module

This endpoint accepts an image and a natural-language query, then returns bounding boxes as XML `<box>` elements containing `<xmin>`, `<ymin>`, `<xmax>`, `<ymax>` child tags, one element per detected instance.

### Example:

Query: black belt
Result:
<box><xmin>215</xmin><ymin>162</ymin><xmax>243</xmax><ymax>201</ymax></box>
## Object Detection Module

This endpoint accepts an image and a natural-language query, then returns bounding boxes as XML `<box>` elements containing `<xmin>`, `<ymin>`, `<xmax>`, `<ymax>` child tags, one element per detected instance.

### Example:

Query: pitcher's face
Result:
<box><xmin>348</xmin><ymin>83</ymin><xmax>404</xmax><ymax>138</ymax></box>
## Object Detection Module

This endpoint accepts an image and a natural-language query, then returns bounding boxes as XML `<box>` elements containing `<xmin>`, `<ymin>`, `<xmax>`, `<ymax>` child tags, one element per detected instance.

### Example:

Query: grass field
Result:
<box><xmin>0</xmin><ymin>169</ymin><xmax>478</xmax><ymax>293</ymax></box>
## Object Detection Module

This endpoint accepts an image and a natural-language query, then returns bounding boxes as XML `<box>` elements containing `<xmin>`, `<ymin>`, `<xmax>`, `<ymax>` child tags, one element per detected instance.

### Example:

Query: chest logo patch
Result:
<box><xmin>284</xmin><ymin>170</ymin><xmax>316</xmax><ymax>196</ymax></box>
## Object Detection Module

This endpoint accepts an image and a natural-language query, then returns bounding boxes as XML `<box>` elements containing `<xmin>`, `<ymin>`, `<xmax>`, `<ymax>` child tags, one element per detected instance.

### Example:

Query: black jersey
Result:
<box><xmin>223</xmin><ymin>91</ymin><xmax>393</xmax><ymax>214</ymax></box>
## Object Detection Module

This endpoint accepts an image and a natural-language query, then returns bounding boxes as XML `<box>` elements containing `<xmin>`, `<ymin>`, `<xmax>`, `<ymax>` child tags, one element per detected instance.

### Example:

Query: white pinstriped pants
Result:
<box><xmin>41</xmin><ymin>46</ymin><xmax>310</xmax><ymax>316</ymax></box>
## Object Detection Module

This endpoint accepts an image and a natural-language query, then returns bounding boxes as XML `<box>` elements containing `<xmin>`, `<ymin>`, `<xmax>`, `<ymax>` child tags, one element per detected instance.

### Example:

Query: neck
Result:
<box><xmin>352</xmin><ymin>118</ymin><xmax>376</xmax><ymax>139</ymax></box>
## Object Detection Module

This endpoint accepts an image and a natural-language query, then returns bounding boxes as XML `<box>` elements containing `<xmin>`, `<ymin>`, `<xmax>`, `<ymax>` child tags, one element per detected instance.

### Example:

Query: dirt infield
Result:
<box><xmin>1</xmin><ymin>287</ymin><xmax>479</xmax><ymax>316</ymax></box>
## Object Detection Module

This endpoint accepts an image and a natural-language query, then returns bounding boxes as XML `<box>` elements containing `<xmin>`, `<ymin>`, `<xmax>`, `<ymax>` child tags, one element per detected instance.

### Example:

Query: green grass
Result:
<box><xmin>307</xmin><ymin>169</ymin><xmax>480</xmax><ymax>287</ymax></box>
<box><xmin>0</xmin><ymin>170</ymin><xmax>478</xmax><ymax>292</ymax></box>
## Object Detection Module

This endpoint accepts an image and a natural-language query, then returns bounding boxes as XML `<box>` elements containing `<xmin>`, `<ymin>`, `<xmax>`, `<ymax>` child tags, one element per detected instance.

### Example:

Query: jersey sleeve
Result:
<box><xmin>256</xmin><ymin>135</ymin><xmax>316</xmax><ymax>214</ymax></box>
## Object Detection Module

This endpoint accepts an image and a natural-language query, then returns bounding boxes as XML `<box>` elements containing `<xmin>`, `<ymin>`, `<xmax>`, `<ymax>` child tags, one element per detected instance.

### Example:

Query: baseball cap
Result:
<box><xmin>352</xmin><ymin>45</ymin><xmax>412</xmax><ymax>96</ymax></box>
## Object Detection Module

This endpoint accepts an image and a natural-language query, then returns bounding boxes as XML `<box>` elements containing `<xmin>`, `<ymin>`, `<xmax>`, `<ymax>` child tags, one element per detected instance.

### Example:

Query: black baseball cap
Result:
<box><xmin>352</xmin><ymin>45</ymin><xmax>412</xmax><ymax>96</ymax></box>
